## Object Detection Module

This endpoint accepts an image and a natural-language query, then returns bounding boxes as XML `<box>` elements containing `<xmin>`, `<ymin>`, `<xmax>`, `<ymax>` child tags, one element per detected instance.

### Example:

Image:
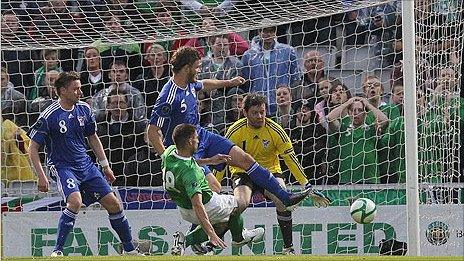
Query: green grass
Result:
<box><xmin>3</xmin><ymin>256</ymin><xmax>462</xmax><ymax>261</ymax></box>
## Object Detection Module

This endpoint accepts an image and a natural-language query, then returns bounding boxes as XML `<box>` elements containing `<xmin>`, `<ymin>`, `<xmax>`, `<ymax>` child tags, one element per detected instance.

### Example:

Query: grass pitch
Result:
<box><xmin>3</xmin><ymin>256</ymin><xmax>462</xmax><ymax>261</ymax></box>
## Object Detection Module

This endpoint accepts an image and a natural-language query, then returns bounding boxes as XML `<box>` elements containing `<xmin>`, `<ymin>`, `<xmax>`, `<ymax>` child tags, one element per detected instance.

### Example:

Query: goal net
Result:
<box><xmin>1</xmin><ymin>0</ymin><xmax>462</xmax><ymax>257</ymax></box>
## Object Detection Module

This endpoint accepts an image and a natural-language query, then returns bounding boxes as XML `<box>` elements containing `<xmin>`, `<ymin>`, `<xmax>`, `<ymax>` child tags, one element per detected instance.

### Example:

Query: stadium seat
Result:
<box><xmin>326</xmin><ymin>69</ymin><xmax>364</xmax><ymax>96</ymax></box>
<box><xmin>341</xmin><ymin>45</ymin><xmax>381</xmax><ymax>71</ymax></box>
<box><xmin>295</xmin><ymin>45</ymin><xmax>337</xmax><ymax>70</ymax></box>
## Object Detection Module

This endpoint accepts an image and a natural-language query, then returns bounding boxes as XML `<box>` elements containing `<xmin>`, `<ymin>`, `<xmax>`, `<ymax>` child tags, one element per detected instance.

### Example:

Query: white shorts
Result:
<box><xmin>178</xmin><ymin>192</ymin><xmax>237</xmax><ymax>225</ymax></box>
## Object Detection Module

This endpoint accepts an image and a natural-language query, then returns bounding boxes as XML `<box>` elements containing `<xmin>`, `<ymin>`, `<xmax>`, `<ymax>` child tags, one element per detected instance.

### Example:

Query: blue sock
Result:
<box><xmin>246</xmin><ymin>162</ymin><xmax>291</xmax><ymax>203</ymax></box>
<box><xmin>55</xmin><ymin>208</ymin><xmax>77</xmax><ymax>252</ymax></box>
<box><xmin>109</xmin><ymin>211</ymin><xmax>135</xmax><ymax>252</ymax></box>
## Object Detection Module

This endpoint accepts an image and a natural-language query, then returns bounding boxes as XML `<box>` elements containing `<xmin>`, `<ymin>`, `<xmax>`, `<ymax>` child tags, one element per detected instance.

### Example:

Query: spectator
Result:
<box><xmin>327</xmin><ymin>97</ymin><xmax>388</xmax><ymax>184</ymax></box>
<box><xmin>197</xmin><ymin>90</ymin><xmax>215</xmax><ymax>131</ymax></box>
<box><xmin>368</xmin><ymin>3</ymin><xmax>397</xmax><ymax>66</ymax></box>
<box><xmin>288</xmin><ymin>100</ymin><xmax>327</xmax><ymax>184</ymax></box>
<box><xmin>92</xmin><ymin>15</ymin><xmax>142</xmax><ymax>81</ymax></box>
<box><xmin>185</xmin><ymin>17</ymin><xmax>249</xmax><ymax>57</ymax></box>
<box><xmin>80</xmin><ymin>47</ymin><xmax>105</xmax><ymax>104</ymax></box>
<box><xmin>71</xmin><ymin>0</ymin><xmax>105</xmax><ymax>31</ymax></box>
<box><xmin>143</xmin><ymin>3</ymin><xmax>189</xmax><ymax>54</ymax></box>
<box><xmin>275</xmin><ymin>85</ymin><xmax>294</xmax><ymax>129</ymax></box>
<box><xmin>292</xmin><ymin>50</ymin><xmax>326</xmax><ymax>103</ymax></box>
<box><xmin>314</xmin><ymin>77</ymin><xmax>341</xmax><ymax>130</ymax></box>
<box><xmin>199</xmin><ymin>34</ymin><xmax>243</xmax><ymax>81</ymax></box>
<box><xmin>96</xmin><ymin>89</ymin><xmax>146</xmax><ymax>186</ymax></box>
<box><xmin>32</xmin><ymin>0</ymin><xmax>79</xmax><ymax>40</ymax></box>
<box><xmin>327</xmin><ymin>81</ymin><xmax>351</xmax><ymax>113</ymax></box>
<box><xmin>123</xmin><ymin>134</ymin><xmax>163</xmax><ymax>187</ymax></box>
<box><xmin>29</xmin><ymin>70</ymin><xmax>60</xmax><ymax>115</ymax></box>
<box><xmin>242</xmin><ymin>23</ymin><xmax>300</xmax><ymax>116</ymax></box>
<box><xmin>134</xmin><ymin>44</ymin><xmax>171</xmax><ymax>116</ymax></box>
<box><xmin>101</xmin><ymin>0</ymin><xmax>143</xmax><ymax>29</ymax></box>
<box><xmin>199</xmin><ymin>34</ymin><xmax>244</xmax><ymax>130</ymax></box>
<box><xmin>30</xmin><ymin>49</ymin><xmax>62</xmax><ymax>101</ymax></box>
<box><xmin>1</xmin><ymin>118</ymin><xmax>36</xmax><ymax>185</ymax></box>
<box><xmin>1</xmin><ymin>68</ymin><xmax>27</xmax><ymax>127</ymax></box>
<box><xmin>92</xmin><ymin>60</ymin><xmax>146</xmax><ymax>121</ymax></box>
<box><xmin>390</xmin><ymin>83</ymin><xmax>404</xmax><ymax>115</ymax></box>
<box><xmin>363</xmin><ymin>75</ymin><xmax>400</xmax><ymax>122</ymax></box>
<box><xmin>222</xmin><ymin>87</ymin><xmax>244</xmax><ymax>134</ymax></box>
<box><xmin>1</xmin><ymin>10</ymin><xmax>35</xmax><ymax>92</ymax></box>
<box><xmin>340</xmin><ymin>8</ymin><xmax>370</xmax><ymax>45</ymax></box>
<box><xmin>363</xmin><ymin>75</ymin><xmax>399</xmax><ymax>180</ymax></box>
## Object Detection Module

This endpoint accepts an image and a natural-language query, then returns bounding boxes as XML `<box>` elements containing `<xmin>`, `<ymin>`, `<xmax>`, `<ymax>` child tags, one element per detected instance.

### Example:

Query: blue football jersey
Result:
<box><xmin>149</xmin><ymin>78</ymin><xmax>203</xmax><ymax>145</ymax></box>
<box><xmin>29</xmin><ymin>101</ymin><xmax>97</xmax><ymax>172</ymax></box>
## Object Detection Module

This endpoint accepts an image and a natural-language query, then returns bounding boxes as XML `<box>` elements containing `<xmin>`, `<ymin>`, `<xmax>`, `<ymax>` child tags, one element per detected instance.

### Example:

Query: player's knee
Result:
<box><xmin>101</xmin><ymin>193</ymin><xmax>123</xmax><ymax>213</ymax></box>
<box><xmin>66</xmin><ymin>198</ymin><xmax>82</xmax><ymax>213</ymax></box>
<box><xmin>237</xmin><ymin>152</ymin><xmax>255</xmax><ymax>170</ymax></box>
<box><xmin>235</xmin><ymin>196</ymin><xmax>251</xmax><ymax>213</ymax></box>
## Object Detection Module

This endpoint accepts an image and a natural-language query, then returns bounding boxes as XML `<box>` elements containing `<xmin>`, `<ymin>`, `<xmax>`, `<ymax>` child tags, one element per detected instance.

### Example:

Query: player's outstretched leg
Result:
<box><xmin>228</xmin><ymin>212</ymin><xmax>264</xmax><ymax>247</ymax></box>
<box><xmin>229</xmin><ymin>146</ymin><xmax>310</xmax><ymax>209</ymax></box>
<box><xmin>52</xmin><ymin>192</ymin><xmax>81</xmax><ymax>257</ymax></box>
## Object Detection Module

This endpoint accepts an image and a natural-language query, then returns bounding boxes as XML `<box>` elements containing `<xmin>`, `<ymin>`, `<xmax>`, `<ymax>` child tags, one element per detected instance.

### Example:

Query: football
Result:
<box><xmin>350</xmin><ymin>198</ymin><xmax>377</xmax><ymax>224</ymax></box>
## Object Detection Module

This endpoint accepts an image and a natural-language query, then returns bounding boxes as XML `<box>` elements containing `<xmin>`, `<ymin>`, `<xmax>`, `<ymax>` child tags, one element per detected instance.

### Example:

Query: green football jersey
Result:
<box><xmin>366</xmin><ymin>103</ymin><xmax>400</xmax><ymax>178</ymax></box>
<box><xmin>161</xmin><ymin>145</ymin><xmax>213</xmax><ymax>209</ymax></box>
<box><xmin>336</xmin><ymin>117</ymin><xmax>379</xmax><ymax>184</ymax></box>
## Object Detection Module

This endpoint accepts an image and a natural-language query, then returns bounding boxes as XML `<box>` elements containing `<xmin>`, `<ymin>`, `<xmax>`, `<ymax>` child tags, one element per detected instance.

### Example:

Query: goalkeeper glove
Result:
<box><xmin>304</xmin><ymin>183</ymin><xmax>332</xmax><ymax>208</ymax></box>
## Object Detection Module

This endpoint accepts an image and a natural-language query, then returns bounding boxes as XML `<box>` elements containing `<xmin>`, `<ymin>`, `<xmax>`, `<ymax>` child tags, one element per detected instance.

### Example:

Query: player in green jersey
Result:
<box><xmin>162</xmin><ymin>123</ymin><xmax>264</xmax><ymax>255</ymax></box>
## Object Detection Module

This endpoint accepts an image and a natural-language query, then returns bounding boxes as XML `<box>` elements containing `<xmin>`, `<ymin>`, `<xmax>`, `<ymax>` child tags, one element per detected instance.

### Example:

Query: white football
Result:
<box><xmin>350</xmin><ymin>198</ymin><xmax>377</xmax><ymax>224</ymax></box>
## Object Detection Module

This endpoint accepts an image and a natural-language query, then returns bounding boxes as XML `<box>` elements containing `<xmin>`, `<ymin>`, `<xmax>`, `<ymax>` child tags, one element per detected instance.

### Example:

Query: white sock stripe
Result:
<box><xmin>277</xmin><ymin>214</ymin><xmax>293</xmax><ymax>221</ymax></box>
<box><xmin>109</xmin><ymin>211</ymin><xmax>125</xmax><ymax>220</ymax></box>
<box><xmin>247</xmin><ymin>162</ymin><xmax>259</xmax><ymax>173</ymax></box>
<box><xmin>63</xmin><ymin>208</ymin><xmax>77</xmax><ymax>219</ymax></box>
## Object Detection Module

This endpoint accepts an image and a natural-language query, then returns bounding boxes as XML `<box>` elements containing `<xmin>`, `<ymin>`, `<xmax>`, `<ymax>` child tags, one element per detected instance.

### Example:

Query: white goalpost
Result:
<box><xmin>401</xmin><ymin>0</ymin><xmax>421</xmax><ymax>256</ymax></box>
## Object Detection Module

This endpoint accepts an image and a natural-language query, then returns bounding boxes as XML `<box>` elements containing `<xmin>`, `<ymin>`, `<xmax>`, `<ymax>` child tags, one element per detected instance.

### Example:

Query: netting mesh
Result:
<box><xmin>1</xmin><ymin>0</ymin><xmax>393</xmax><ymax>50</ymax></box>
<box><xmin>1</xmin><ymin>0</ymin><xmax>463</xmax><ymax>257</ymax></box>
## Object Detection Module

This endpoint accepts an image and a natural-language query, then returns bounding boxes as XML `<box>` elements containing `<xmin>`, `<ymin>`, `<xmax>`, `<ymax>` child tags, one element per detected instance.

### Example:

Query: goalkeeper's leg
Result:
<box><xmin>264</xmin><ymin>177</ymin><xmax>295</xmax><ymax>254</ymax></box>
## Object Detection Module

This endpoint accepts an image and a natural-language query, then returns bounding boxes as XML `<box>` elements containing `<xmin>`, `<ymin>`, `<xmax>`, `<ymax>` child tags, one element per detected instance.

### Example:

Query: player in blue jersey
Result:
<box><xmin>28</xmin><ymin>72</ymin><xmax>141</xmax><ymax>257</ymax></box>
<box><xmin>147</xmin><ymin>46</ymin><xmax>311</xmax><ymax>211</ymax></box>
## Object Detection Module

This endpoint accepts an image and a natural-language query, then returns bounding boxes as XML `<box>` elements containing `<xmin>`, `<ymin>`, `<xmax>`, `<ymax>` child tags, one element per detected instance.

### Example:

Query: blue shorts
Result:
<box><xmin>194</xmin><ymin>127</ymin><xmax>235</xmax><ymax>171</ymax></box>
<box><xmin>50</xmin><ymin>164</ymin><xmax>113</xmax><ymax>207</ymax></box>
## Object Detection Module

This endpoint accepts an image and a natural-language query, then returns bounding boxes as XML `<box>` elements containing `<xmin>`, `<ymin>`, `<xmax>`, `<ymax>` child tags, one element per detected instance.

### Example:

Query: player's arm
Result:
<box><xmin>28</xmin><ymin>140</ymin><xmax>49</xmax><ymax>192</ymax></box>
<box><xmin>87</xmin><ymin>133</ymin><xmax>115</xmax><ymax>183</ymax></box>
<box><xmin>191</xmin><ymin>193</ymin><xmax>226</xmax><ymax>248</ymax></box>
<box><xmin>196</xmin><ymin>154</ymin><xmax>231</xmax><ymax>166</ymax></box>
<box><xmin>201</xmin><ymin>77</ymin><xmax>245</xmax><ymax>92</ymax></box>
<box><xmin>270</xmin><ymin>121</ymin><xmax>308</xmax><ymax>186</ymax></box>
<box><xmin>327</xmin><ymin>97</ymin><xmax>354</xmax><ymax>132</ymax></box>
<box><xmin>147</xmin><ymin>125</ymin><xmax>166</xmax><ymax>155</ymax></box>
<box><xmin>360</xmin><ymin>97</ymin><xmax>389</xmax><ymax>131</ymax></box>
<box><xmin>280</xmin><ymin>150</ymin><xmax>308</xmax><ymax>186</ymax></box>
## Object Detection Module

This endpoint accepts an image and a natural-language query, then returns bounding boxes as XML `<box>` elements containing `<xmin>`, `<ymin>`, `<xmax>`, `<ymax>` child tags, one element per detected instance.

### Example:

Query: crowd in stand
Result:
<box><xmin>1</xmin><ymin>0</ymin><xmax>463</xmax><ymax>190</ymax></box>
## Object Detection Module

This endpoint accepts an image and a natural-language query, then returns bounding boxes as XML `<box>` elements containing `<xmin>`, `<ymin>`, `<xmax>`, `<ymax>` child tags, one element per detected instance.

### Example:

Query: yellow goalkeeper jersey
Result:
<box><xmin>224</xmin><ymin>118</ymin><xmax>308</xmax><ymax>185</ymax></box>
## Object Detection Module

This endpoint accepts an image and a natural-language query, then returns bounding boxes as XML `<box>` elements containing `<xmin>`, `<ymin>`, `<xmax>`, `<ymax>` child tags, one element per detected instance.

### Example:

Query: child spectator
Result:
<box><xmin>30</xmin><ymin>49</ymin><xmax>62</xmax><ymax>101</ymax></box>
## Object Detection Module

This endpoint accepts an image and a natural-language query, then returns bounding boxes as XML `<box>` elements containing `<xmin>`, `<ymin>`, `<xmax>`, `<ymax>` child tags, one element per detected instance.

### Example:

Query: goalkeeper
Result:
<box><xmin>162</xmin><ymin>123</ymin><xmax>264</xmax><ymax>255</ymax></box>
<box><xmin>217</xmin><ymin>93</ymin><xmax>331</xmax><ymax>255</ymax></box>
